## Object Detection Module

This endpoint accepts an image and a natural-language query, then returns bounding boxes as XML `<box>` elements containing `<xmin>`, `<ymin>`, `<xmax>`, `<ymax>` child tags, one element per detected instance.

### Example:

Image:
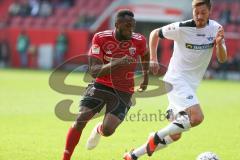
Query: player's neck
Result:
<box><xmin>115</xmin><ymin>31</ymin><xmax>129</xmax><ymax>41</ymax></box>
<box><xmin>195</xmin><ymin>19</ymin><xmax>209</xmax><ymax>29</ymax></box>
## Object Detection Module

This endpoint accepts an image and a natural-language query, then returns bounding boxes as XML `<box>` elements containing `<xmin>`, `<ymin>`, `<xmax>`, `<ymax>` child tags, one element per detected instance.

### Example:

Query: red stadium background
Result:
<box><xmin>0</xmin><ymin>0</ymin><xmax>239</xmax><ymax>71</ymax></box>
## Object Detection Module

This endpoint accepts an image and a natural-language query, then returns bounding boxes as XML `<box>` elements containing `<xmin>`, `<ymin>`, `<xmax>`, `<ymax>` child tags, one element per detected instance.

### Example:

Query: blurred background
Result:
<box><xmin>0</xmin><ymin>0</ymin><xmax>239</xmax><ymax>80</ymax></box>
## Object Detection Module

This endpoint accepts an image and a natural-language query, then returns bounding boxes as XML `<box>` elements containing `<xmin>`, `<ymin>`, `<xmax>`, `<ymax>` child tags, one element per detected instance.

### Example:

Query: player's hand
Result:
<box><xmin>137</xmin><ymin>79</ymin><xmax>148</xmax><ymax>92</ymax></box>
<box><xmin>215</xmin><ymin>27</ymin><xmax>224</xmax><ymax>45</ymax></box>
<box><xmin>120</xmin><ymin>55</ymin><xmax>136</xmax><ymax>65</ymax></box>
<box><xmin>150</xmin><ymin>60</ymin><xmax>159</xmax><ymax>75</ymax></box>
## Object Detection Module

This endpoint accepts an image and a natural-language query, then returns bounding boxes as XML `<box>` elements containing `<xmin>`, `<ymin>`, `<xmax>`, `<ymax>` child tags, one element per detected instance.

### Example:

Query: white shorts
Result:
<box><xmin>165</xmin><ymin>79</ymin><xmax>199</xmax><ymax>115</ymax></box>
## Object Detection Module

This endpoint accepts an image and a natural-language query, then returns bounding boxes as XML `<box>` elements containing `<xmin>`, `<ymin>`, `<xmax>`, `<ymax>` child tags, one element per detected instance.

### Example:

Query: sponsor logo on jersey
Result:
<box><xmin>196</xmin><ymin>34</ymin><xmax>206</xmax><ymax>37</ymax></box>
<box><xmin>186</xmin><ymin>95</ymin><xmax>193</xmax><ymax>99</ymax></box>
<box><xmin>91</xmin><ymin>44</ymin><xmax>100</xmax><ymax>54</ymax></box>
<box><xmin>129</xmin><ymin>47</ymin><xmax>136</xmax><ymax>56</ymax></box>
<box><xmin>185</xmin><ymin>43</ymin><xmax>214</xmax><ymax>50</ymax></box>
<box><xmin>167</xmin><ymin>24</ymin><xmax>176</xmax><ymax>31</ymax></box>
<box><xmin>207</xmin><ymin>36</ymin><xmax>214</xmax><ymax>41</ymax></box>
<box><xmin>106</xmin><ymin>50</ymin><xmax>112</xmax><ymax>54</ymax></box>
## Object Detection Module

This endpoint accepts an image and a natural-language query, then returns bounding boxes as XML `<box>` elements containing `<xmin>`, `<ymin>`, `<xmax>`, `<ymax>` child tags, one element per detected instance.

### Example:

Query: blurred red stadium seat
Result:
<box><xmin>226</xmin><ymin>39</ymin><xmax>238</xmax><ymax>58</ymax></box>
<box><xmin>55</xmin><ymin>8</ymin><xmax>66</xmax><ymax>17</ymax></box>
<box><xmin>67</xmin><ymin>8</ymin><xmax>79</xmax><ymax>17</ymax></box>
<box><xmin>225</xmin><ymin>24</ymin><xmax>236</xmax><ymax>32</ymax></box>
<box><xmin>57</xmin><ymin>18</ymin><xmax>69</xmax><ymax>27</ymax></box>
<box><xmin>22</xmin><ymin>17</ymin><xmax>34</xmax><ymax>28</ymax></box>
<box><xmin>237</xmin><ymin>26</ymin><xmax>240</xmax><ymax>33</ymax></box>
<box><xmin>9</xmin><ymin>16</ymin><xmax>23</xmax><ymax>27</ymax></box>
<box><xmin>45</xmin><ymin>16</ymin><xmax>57</xmax><ymax>28</ymax></box>
<box><xmin>230</xmin><ymin>1</ymin><xmax>239</xmax><ymax>13</ymax></box>
<box><xmin>33</xmin><ymin>18</ymin><xmax>46</xmax><ymax>28</ymax></box>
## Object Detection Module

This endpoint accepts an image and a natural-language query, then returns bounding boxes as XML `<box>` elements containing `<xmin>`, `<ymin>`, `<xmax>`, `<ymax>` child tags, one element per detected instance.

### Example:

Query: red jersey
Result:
<box><xmin>88</xmin><ymin>30</ymin><xmax>147</xmax><ymax>94</ymax></box>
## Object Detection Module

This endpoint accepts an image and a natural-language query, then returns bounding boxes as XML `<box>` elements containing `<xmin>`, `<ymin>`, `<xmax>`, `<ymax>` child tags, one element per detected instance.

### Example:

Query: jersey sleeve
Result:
<box><xmin>88</xmin><ymin>34</ymin><xmax>104</xmax><ymax>60</ymax></box>
<box><xmin>159</xmin><ymin>22</ymin><xmax>180</xmax><ymax>41</ymax></box>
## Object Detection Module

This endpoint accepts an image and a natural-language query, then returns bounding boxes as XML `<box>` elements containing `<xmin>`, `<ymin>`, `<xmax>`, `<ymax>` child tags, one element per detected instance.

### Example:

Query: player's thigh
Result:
<box><xmin>102</xmin><ymin>107</ymin><xmax>128</xmax><ymax>134</ymax></box>
<box><xmin>79</xmin><ymin>82</ymin><xmax>120</xmax><ymax>114</ymax></box>
<box><xmin>166</xmin><ymin>81</ymin><xmax>199</xmax><ymax>115</ymax></box>
<box><xmin>74</xmin><ymin>106</ymin><xmax>96</xmax><ymax>130</ymax></box>
<box><xmin>76</xmin><ymin>106</ymin><xmax>96</xmax><ymax>123</ymax></box>
<box><xmin>74</xmin><ymin>84</ymin><xmax>106</xmax><ymax>129</ymax></box>
<box><xmin>102</xmin><ymin>91</ymin><xmax>132</xmax><ymax>133</ymax></box>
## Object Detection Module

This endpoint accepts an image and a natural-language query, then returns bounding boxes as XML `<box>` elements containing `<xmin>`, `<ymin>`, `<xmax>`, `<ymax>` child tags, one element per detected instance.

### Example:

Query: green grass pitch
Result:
<box><xmin>1</xmin><ymin>68</ymin><xmax>240</xmax><ymax>160</ymax></box>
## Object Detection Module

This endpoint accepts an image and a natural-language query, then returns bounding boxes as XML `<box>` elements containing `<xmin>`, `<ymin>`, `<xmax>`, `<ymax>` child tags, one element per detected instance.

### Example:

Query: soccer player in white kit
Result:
<box><xmin>124</xmin><ymin>0</ymin><xmax>227</xmax><ymax>159</ymax></box>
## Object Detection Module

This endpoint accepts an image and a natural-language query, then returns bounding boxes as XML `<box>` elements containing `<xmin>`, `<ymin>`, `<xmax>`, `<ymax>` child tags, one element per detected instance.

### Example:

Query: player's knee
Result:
<box><xmin>73</xmin><ymin>122</ymin><xmax>85</xmax><ymax>131</ymax></box>
<box><xmin>73</xmin><ymin>119</ymin><xmax>88</xmax><ymax>131</ymax></box>
<box><xmin>101</xmin><ymin>126</ymin><xmax>115</xmax><ymax>137</ymax></box>
<box><xmin>74</xmin><ymin>108</ymin><xmax>95</xmax><ymax>131</ymax></box>
<box><xmin>186</xmin><ymin>105</ymin><xmax>204</xmax><ymax>127</ymax></box>
<box><xmin>170</xmin><ymin>133</ymin><xmax>182</xmax><ymax>141</ymax></box>
<box><xmin>190</xmin><ymin>114</ymin><xmax>204</xmax><ymax>127</ymax></box>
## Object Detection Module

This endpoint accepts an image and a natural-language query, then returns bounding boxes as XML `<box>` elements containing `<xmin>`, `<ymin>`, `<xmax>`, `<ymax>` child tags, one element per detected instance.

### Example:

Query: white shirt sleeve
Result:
<box><xmin>161</xmin><ymin>22</ymin><xmax>180</xmax><ymax>41</ymax></box>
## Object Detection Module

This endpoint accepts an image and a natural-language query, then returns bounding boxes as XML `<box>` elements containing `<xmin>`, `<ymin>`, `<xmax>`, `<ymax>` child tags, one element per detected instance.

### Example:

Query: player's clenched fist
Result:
<box><xmin>215</xmin><ymin>27</ymin><xmax>224</xmax><ymax>45</ymax></box>
<box><xmin>120</xmin><ymin>55</ymin><xmax>136</xmax><ymax>65</ymax></box>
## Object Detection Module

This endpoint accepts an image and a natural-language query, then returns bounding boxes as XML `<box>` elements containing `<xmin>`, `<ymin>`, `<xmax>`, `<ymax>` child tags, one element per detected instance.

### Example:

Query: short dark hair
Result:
<box><xmin>192</xmin><ymin>0</ymin><xmax>212</xmax><ymax>9</ymax></box>
<box><xmin>115</xmin><ymin>9</ymin><xmax>134</xmax><ymax>20</ymax></box>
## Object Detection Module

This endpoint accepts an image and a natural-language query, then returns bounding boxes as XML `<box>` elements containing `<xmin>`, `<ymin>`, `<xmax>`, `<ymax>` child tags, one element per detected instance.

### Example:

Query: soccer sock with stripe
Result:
<box><xmin>132</xmin><ymin>135</ymin><xmax>173</xmax><ymax>158</ymax></box>
<box><xmin>62</xmin><ymin>127</ymin><xmax>82</xmax><ymax>160</ymax></box>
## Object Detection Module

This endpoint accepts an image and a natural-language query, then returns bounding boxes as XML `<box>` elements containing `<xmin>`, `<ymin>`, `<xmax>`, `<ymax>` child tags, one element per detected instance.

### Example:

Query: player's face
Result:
<box><xmin>116</xmin><ymin>15</ymin><xmax>136</xmax><ymax>40</ymax></box>
<box><xmin>193</xmin><ymin>4</ymin><xmax>210</xmax><ymax>28</ymax></box>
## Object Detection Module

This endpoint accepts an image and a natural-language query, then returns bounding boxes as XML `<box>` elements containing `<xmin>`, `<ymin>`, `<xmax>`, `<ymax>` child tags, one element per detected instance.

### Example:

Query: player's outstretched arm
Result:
<box><xmin>215</xmin><ymin>27</ymin><xmax>227</xmax><ymax>63</ymax></box>
<box><xmin>89</xmin><ymin>55</ymin><xmax>135</xmax><ymax>78</ymax></box>
<box><xmin>149</xmin><ymin>28</ymin><xmax>161</xmax><ymax>75</ymax></box>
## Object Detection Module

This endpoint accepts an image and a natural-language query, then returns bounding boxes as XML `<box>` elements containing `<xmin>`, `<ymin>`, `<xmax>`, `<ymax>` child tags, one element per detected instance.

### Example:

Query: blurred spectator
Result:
<box><xmin>39</xmin><ymin>0</ymin><xmax>53</xmax><ymax>17</ymax></box>
<box><xmin>219</xmin><ymin>3</ymin><xmax>231</xmax><ymax>25</ymax></box>
<box><xmin>85</xmin><ymin>12</ymin><xmax>97</xmax><ymax>27</ymax></box>
<box><xmin>52</xmin><ymin>0</ymin><xmax>75</xmax><ymax>8</ymax></box>
<box><xmin>8</xmin><ymin>0</ymin><xmax>21</xmax><ymax>16</ymax></box>
<box><xmin>207</xmin><ymin>50</ymin><xmax>240</xmax><ymax>80</ymax></box>
<box><xmin>74</xmin><ymin>13</ymin><xmax>87</xmax><ymax>28</ymax></box>
<box><xmin>0</xmin><ymin>16</ymin><xmax>9</xmax><ymax>28</ymax></box>
<box><xmin>0</xmin><ymin>37</ymin><xmax>10</xmax><ymax>67</ymax></box>
<box><xmin>54</xmin><ymin>28</ymin><xmax>68</xmax><ymax>66</ymax></box>
<box><xmin>19</xmin><ymin>0</ymin><xmax>31</xmax><ymax>17</ymax></box>
<box><xmin>207</xmin><ymin>58</ymin><xmax>228</xmax><ymax>79</ymax></box>
<box><xmin>74</xmin><ymin>12</ymin><xmax>96</xmax><ymax>28</ymax></box>
<box><xmin>236</xmin><ymin>12</ymin><xmax>240</xmax><ymax>24</ymax></box>
<box><xmin>17</xmin><ymin>29</ymin><xmax>30</xmax><ymax>67</ymax></box>
<box><xmin>232</xmin><ymin>50</ymin><xmax>240</xmax><ymax>71</ymax></box>
<box><xmin>29</xmin><ymin>0</ymin><xmax>40</xmax><ymax>16</ymax></box>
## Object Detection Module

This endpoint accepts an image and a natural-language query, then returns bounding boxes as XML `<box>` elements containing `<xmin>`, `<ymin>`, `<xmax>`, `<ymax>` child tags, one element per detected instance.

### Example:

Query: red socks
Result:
<box><xmin>62</xmin><ymin>127</ymin><xmax>82</xmax><ymax>160</ymax></box>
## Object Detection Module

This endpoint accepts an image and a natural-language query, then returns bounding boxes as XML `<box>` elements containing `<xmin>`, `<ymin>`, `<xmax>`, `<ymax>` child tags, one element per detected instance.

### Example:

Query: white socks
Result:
<box><xmin>156</xmin><ymin>112</ymin><xmax>191</xmax><ymax>138</ymax></box>
<box><xmin>133</xmin><ymin>135</ymin><xmax>174</xmax><ymax>157</ymax></box>
<box><xmin>133</xmin><ymin>112</ymin><xmax>191</xmax><ymax>158</ymax></box>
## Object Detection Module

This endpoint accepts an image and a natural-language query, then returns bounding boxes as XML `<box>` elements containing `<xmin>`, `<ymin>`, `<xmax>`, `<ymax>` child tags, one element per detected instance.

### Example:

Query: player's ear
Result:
<box><xmin>115</xmin><ymin>22</ymin><xmax>118</xmax><ymax>29</ymax></box>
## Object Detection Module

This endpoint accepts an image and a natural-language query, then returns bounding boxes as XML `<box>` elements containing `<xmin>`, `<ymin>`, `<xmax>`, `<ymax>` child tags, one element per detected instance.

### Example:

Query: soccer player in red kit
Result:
<box><xmin>62</xmin><ymin>9</ymin><xmax>149</xmax><ymax>160</ymax></box>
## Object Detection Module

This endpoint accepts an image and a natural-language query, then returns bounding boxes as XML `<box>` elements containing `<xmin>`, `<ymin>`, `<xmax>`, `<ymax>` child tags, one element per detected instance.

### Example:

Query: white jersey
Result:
<box><xmin>160</xmin><ymin>19</ymin><xmax>226</xmax><ymax>90</ymax></box>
